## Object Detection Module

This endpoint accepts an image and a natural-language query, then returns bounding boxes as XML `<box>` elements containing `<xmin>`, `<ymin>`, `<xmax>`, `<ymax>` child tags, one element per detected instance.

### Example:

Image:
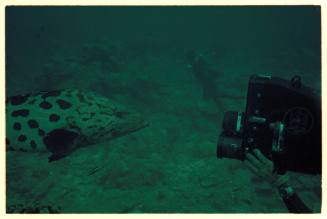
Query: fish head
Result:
<box><xmin>70</xmin><ymin>92</ymin><xmax>148</xmax><ymax>144</ymax></box>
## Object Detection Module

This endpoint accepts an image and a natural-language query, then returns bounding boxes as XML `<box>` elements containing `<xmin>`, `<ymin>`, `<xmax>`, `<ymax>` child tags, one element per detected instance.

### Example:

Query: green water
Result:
<box><xmin>6</xmin><ymin>6</ymin><xmax>321</xmax><ymax>213</ymax></box>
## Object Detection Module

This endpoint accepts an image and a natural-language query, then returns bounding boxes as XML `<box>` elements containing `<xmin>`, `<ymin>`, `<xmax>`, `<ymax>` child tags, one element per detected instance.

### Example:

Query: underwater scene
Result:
<box><xmin>5</xmin><ymin>6</ymin><xmax>321</xmax><ymax>213</ymax></box>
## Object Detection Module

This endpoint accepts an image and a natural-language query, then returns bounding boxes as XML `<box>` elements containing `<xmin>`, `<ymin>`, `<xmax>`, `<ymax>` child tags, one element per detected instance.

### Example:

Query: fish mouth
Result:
<box><xmin>88</xmin><ymin>112</ymin><xmax>149</xmax><ymax>143</ymax></box>
<box><xmin>116</xmin><ymin>113</ymin><xmax>149</xmax><ymax>136</ymax></box>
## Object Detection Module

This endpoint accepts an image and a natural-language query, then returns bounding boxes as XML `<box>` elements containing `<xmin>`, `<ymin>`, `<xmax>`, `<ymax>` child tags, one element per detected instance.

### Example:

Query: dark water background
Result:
<box><xmin>6</xmin><ymin>6</ymin><xmax>321</xmax><ymax>213</ymax></box>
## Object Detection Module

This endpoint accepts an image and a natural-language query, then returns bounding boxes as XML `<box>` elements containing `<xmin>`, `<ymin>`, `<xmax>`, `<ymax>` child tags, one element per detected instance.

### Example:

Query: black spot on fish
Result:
<box><xmin>8</xmin><ymin>94</ymin><xmax>30</xmax><ymax>105</ymax></box>
<box><xmin>28</xmin><ymin>119</ymin><xmax>39</xmax><ymax>128</ymax></box>
<box><xmin>41</xmin><ymin>90</ymin><xmax>61</xmax><ymax>99</ymax></box>
<box><xmin>65</xmin><ymin>90</ymin><xmax>73</xmax><ymax>97</ymax></box>
<box><xmin>111</xmin><ymin>130</ymin><xmax>119</xmax><ymax>138</ymax></box>
<box><xmin>43</xmin><ymin>129</ymin><xmax>79</xmax><ymax>162</ymax></box>
<box><xmin>98</xmin><ymin>127</ymin><xmax>105</xmax><ymax>131</ymax></box>
<box><xmin>19</xmin><ymin>148</ymin><xmax>27</xmax><ymax>152</ymax></box>
<box><xmin>18</xmin><ymin>135</ymin><xmax>27</xmax><ymax>142</ymax></box>
<box><xmin>115</xmin><ymin>111</ymin><xmax>127</xmax><ymax>118</ymax></box>
<box><xmin>11</xmin><ymin>109</ymin><xmax>29</xmax><ymax>117</ymax></box>
<box><xmin>49</xmin><ymin>114</ymin><xmax>60</xmax><ymax>122</ymax></box>
<box><xmin>13</xmin><ymin>122</ymin><xmax>21</xmax><ymax>130</ymax></box>
<box><xmin>39</xmin><ymin>101</ymin><xmax>52</xmax><ymax>109</ymax></box>
<box><xmin>56</xmin><ymin>99</ymin><xmax>72</xmax><ymax>110</ymax></box>
<box><xmin>98</xmin><ymin>128</ymin><xmax>118</xmax><ymax>138</ymax></box>
<box><xmin>96</xmin><ymin>103</ymin><xmax>106</xmax><ymax>108</ymax></box>
<box><xmin>28</xmin><ymin>99</ymin><xmax>36</xmax><ymax>105</ymax></box>
<box><xmin>30</xmin><ymin>140</ymin><xmax>37</xmax><ymax>149</ymax></box>
<box><xmin>38</xmin><ymin>129</ymin><xmax>45</xmax><ymax>136</ymax></box>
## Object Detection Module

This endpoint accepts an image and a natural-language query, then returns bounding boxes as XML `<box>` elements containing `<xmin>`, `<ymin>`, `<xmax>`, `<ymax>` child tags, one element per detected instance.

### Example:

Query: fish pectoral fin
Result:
<box><xmin>48</xmin><ymin>153</ymin><xmax>66</xmax><ymax>162</ymax></box>
<box><xmin>43</xmin><ymin>129</ymin><xmax>80</xmax><ymax>162</ymax></box>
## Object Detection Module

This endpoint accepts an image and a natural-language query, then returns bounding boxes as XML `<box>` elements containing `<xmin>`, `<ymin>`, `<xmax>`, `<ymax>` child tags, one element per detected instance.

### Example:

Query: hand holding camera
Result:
<box><xmin>245</xmin><ymin>149</ymin><xmax>289</xmax><ymax>188</ymax></box>
<box><xmin>216</xmin><ymin>75</ymin><xmax>321</xmax><ymax>213</ymax></box>
<box><xmin>217</xmin><ymin>75</ymin><xmax>321</xmax><ymax>175</ymax></box>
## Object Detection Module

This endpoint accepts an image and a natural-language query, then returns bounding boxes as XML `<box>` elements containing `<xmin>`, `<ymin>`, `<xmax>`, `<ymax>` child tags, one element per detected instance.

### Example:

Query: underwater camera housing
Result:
<box><xmin>217</xmin><ymin>75</ymin><xmax>321</xmax><ymax>175</ymax></box>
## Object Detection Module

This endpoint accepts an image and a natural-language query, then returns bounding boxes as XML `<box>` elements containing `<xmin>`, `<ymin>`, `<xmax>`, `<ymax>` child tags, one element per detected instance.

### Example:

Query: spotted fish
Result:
<box><xmin>6</xmin><ymin>89</ymin><xmax>148</xmax><ymax>162</ymax></box>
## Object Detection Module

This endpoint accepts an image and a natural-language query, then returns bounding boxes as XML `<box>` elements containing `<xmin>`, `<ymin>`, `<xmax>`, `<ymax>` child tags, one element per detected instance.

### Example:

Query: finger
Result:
<box><xmin>253</xmin><ymin>149</ymin><xmax>271</xmax><ymax>164</ymax></box>
<box><xmin>244</xmin><ymin>160</ymin><xmax>258</xmax><ymax>174</ymax></box>
<box><xmin>245</xmin><ymin>152</ymin><xmax>261</xmax><ymax>167</ymax></box>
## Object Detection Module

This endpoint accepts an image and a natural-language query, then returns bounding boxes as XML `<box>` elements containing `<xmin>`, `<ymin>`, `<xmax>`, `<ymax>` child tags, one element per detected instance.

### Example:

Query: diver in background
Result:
<box><xmin>245</xmin><ymin>149</ymin><xmax>313</xmax><ymax>213</ymax></box>
<box><xmin>186</xmin><ymin>49</ymin><xmax>224</xmax><ymax>110</ymax></box>
<box><xmin>186</xmin><ymin>49</ymin><xmax>245</xmax><ymax>113</ymax></box>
